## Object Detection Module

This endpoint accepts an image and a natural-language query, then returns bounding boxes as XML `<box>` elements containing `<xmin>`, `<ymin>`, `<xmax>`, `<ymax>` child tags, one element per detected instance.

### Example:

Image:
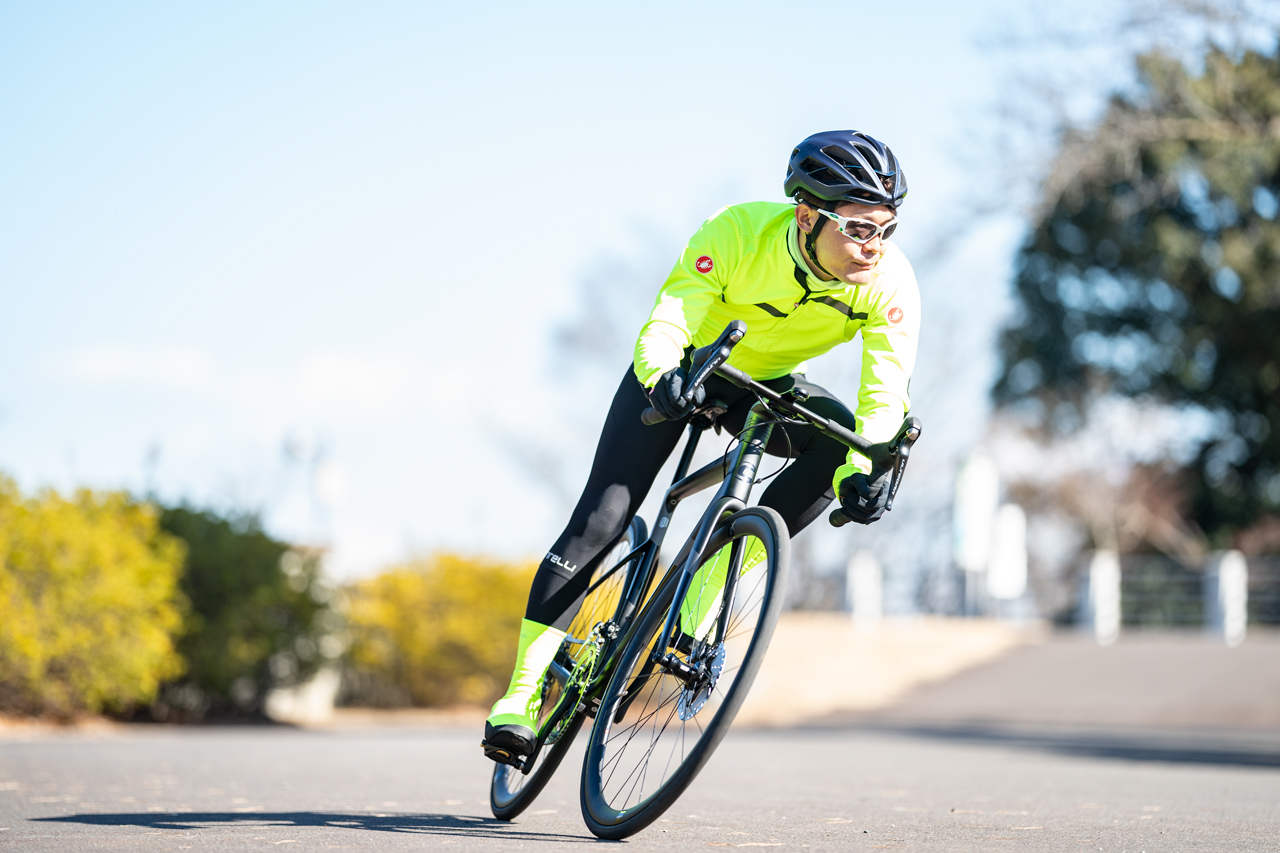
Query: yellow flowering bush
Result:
<box><xmin>0</xmin><ymin>476</ymin><xmax>186</xmax><ymax>716</ymax></box>
<box><xmin>342</xmin><ymin>553</ymin><xmax>535</xmax><ymax>707</ymax></box>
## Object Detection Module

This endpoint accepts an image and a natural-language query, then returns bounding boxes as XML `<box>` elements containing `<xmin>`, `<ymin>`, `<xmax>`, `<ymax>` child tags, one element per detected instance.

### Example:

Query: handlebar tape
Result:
<box><xmin>715</xmin><ymin>363</ymin><xmax>750</xmax><ymax>387</ymax></box>
<box><xmin>828</xmin><ymin>506</ymin><xmax>854</xmax><ymax>528</ymax></box>
<box><xmin>640</xmin><ymin>407</ymin><xmax>667</xmax><ymax>426</ymax></box>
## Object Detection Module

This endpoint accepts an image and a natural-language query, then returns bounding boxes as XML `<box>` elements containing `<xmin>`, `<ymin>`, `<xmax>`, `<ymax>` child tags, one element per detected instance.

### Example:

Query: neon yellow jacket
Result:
<box><xmin>633</xmin><ymin>201</ymin><xmax>920</xmax><ymax>483</ymax></box>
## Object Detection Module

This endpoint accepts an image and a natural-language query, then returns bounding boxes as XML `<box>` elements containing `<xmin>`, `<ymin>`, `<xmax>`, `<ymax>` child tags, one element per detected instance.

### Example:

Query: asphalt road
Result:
<box><xmin>3</xmin><ymin>721</ymin><xmax>1279</xmax><ymax>851</ymax></box>
<box><xmin>5</xmin><ymin>632</ymin><xmax>1280</xmax><ymax>851</ymax></box>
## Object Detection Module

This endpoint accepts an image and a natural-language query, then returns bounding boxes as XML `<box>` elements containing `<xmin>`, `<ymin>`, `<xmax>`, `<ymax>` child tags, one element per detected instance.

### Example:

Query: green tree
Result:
<box><xmin>995</xmin><ymin>44</ymin><xmax>1280</xmax><ymax>545</ymax></box>
<box><xmin>0</xmin><ymin>476</ymin><xmax>185</xmax><ymax>716</ymax></box>
<box><xmin>154</xmin><ymin>506</ymin><xmax>334</xmax><ymax>718</ymax></box>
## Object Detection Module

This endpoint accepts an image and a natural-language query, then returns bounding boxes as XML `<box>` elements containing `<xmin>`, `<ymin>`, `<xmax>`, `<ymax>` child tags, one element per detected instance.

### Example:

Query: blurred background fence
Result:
<box><xmin>1120</xmin><ymin>554</ymin><xmax>1206</xmax><ymax>628</ymax></box>
<box><xmin>1248</xmin><ymin>557</ymin><xmax>1280</xmax><ymax>625</ymax></box>
<box><xmin>1113</xmin><ymin>554</ymin><xmax>1280</xmax><ymax>629</ymax></box>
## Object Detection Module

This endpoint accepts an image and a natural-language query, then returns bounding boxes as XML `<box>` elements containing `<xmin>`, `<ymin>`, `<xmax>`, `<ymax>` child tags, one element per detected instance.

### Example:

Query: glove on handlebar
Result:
<box><xmin>837</xmin><ymin>469</ymin><xmax>891</xmax><ymax>525</ymax></box>
<box><xmin>649</xmin><ymin>367</ymin><xmax>706</xmax><ymax>421</ymax></box>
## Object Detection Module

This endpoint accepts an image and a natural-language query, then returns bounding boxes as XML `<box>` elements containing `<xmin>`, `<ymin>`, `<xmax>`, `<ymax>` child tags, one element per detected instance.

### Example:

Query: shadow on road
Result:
<box><xmin>35</xmin><ymin>811</ymin><xmax>593</xmax><ymax>842</ymax></box>
<box><xmin>829</xmin><ymin>722</ymin><xmax>1280</xmax><ymax>769</ymax></box>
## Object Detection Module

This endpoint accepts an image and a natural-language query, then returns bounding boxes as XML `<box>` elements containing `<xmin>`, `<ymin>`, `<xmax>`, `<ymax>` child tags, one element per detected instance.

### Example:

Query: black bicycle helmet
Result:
<box><xmin>784</xmin><ymin>130</ymin><xmax>907</xmax><ymax>209</ymax></box>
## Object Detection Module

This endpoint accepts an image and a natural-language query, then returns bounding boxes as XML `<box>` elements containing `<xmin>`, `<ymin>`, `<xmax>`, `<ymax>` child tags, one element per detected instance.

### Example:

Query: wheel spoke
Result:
<box><xmin>612</xmin><ymin>680</ymin><xmax>683</xmax><ymax>809</ymax></box>
<box><xmin>600</xmin><ymin>669</ymin><xmax>684</xmax><ymax>777</ymax></box>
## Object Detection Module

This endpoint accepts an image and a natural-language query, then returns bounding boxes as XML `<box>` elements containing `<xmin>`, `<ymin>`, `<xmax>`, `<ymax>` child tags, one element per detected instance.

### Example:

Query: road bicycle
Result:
<box><xmin>487</xmin><ymin>320</ymin><xmax>922</xmax><ymax>839</ymax></box>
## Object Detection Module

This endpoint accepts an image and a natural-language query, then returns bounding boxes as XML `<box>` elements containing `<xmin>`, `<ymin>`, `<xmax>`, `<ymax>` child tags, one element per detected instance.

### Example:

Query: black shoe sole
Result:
<box><xmin>482</xmin><ymin>722</ymin><xmax>535</xmax><ymax>769</ymax></box>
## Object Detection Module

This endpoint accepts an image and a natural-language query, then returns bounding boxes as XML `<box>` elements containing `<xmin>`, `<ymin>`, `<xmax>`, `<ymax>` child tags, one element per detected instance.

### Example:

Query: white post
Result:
<box><xmin>953</xmin><ymin>454</ymin><xmax>1000</xmax><ymax>616</ymax></box>
<box><xmin>987</xmin><ymin>504</ymin><xmax>1028</xmax><ymax>604</ymax></box>
<box><xmin>1082</xmin><ymin>550</ymin><xmax>1121</xmax><ymax>646</ymax></box>
<box><xmin>1204</xmin><ymin>550</ymin><xmax>1248</xmax><ymax>648</ymax></box>
<box><xmin>847</xmin><ymin>550</ymin><xmax>882</xmax><ymax>631</ymax></box>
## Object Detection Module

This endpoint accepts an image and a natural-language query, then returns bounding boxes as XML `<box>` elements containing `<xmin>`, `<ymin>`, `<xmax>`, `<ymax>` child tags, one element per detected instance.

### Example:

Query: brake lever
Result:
<box><xmin>883</xmin><ymin>442</ymin><xmax>910</xmax><ymax>512</ymax></box>
<box><xmin>681</xmin><ymin>320</ymin><xmax>746</xmax><ymax>406</ymax></box>
<box><xmin>639</xmin><ymin>321</ymin><xmax>748</xmax><ymax>426</ymax></box>
<box><xmin>829</xmin><ymin>417</ymin><xmax>921</xmax><ymax>527</ymax></box>
<box><xmin>883</xmin><ymin>418</ymin><xmax>922</xmax><ymax>512</ymax></box>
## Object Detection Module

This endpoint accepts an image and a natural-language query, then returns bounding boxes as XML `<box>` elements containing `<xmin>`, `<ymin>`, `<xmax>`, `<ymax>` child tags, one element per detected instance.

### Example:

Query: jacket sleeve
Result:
<box><xmin>833</xmin><ymin>250</ymin><xmax>921</xmax><ymax>487</ymax></box>
<box><xmin>633</xmin><ymin>207</ymin><xmax>739</xmax><ymax>388</ymax></box>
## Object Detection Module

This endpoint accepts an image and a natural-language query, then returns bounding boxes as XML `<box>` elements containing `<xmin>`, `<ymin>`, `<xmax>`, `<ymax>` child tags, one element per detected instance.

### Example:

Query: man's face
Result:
<box><xmin>797</xmin><ymin>201</ymin><xmax>897</xmax><ymax>286</ymax></box>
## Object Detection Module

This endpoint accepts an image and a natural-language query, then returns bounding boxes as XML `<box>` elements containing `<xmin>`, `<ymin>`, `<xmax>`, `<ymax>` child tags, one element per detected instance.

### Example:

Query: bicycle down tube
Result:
<box><xmin>654</xmin><ymin>401</ymin><xmax>775</xmax><ymax>659</ymax></box>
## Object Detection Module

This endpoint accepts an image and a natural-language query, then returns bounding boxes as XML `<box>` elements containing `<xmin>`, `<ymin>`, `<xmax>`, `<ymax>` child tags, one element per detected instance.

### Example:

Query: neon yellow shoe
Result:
<box><xmin>678</xmin><ymin>537</ymin><xmax>767</xmax><ymax>641</ymax></box>
<box><xmin>483</xmin><ymin>619</ymin><xmax>567</xmax><ymax>762</ymax></box>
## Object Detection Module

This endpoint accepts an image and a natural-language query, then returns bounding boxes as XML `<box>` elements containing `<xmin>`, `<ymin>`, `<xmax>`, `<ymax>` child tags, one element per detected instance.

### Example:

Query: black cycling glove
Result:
<box><xmin>837</xmin><ymin>469</ymin><xmax>891</xmax><ymax>525</ymax></box>
<box><xmin>649</xmin><ymin>367</ymin><xmax>705</xmax><ymax>421</ymax></box>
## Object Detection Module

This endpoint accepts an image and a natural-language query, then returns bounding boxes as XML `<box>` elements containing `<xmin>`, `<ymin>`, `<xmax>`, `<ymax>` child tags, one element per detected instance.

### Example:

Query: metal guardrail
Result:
<box><xmin>1116</xmin><ymin>554</ymin><xmax>1280</xmax><ymax>628</ymax></box>
<box><xmin>1120</xmin><ymin>555</ymin><xmax>1204</xmax><ymax>627</ymax></box>
<box><xmin>1248</xmin><ymin>557</ymin><xmax>1280</xmax><ymax>625</ymax></box>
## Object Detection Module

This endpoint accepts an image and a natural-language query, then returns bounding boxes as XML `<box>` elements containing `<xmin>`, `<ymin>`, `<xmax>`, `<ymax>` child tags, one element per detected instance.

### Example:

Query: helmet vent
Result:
<box><xmin>800</xmin><ymin>157</ymin><xmax>843</xmax><ymax>187</ymax></box>
<box><xmin>823</xmin><ymin>146</ymin><xmax>869</xmax><ymax>177</ymax></box>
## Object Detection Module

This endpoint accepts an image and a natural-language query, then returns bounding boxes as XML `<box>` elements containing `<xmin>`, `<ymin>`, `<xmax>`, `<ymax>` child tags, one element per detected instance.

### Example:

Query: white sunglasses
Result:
<box><xmin>814</xmin><ymin>208</ymin><xmax>898</xmax><ymax>244</ymax></box>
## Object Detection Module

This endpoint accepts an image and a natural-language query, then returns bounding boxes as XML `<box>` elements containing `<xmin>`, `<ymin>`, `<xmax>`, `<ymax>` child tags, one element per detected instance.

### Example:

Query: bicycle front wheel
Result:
<box><xmin>580</xmin><ymin>506</ymin><xmax>789</xmax><ymax>839</ymax></box>
<box><xmin>490</xmin><ymin>515</ymin><xmax>648</xmax><ymax>820</ymax></box>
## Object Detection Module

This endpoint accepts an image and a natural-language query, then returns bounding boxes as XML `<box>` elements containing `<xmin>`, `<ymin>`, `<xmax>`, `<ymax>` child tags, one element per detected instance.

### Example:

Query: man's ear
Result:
<box><xmin>795</xmin><ymin>203</ymin><xmax>818</xmax><ymax>235</ymax></box>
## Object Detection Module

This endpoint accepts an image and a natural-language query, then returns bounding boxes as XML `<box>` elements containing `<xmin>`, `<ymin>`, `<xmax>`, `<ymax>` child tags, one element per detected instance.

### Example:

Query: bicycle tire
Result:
<box><xmin>579</xmin><ymin>506</ymin><xmax>789</xmax><ymax>839</ymax></box>
<box><xmin>490</xmin><ymin>515</ymin><xmax>648</xmax><ymax>820</ymax></box>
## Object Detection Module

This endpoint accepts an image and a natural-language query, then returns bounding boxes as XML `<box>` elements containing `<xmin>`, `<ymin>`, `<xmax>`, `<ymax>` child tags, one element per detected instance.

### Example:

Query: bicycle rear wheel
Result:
<box><xmin>579</xmin><ymin>506</ymin><xmax>789</xmax><ymax>839</ymax></box>
<box><xmin>490</xmin><ymin>515</ymin><xmax>648</xmax><ymax>820</ymax></box>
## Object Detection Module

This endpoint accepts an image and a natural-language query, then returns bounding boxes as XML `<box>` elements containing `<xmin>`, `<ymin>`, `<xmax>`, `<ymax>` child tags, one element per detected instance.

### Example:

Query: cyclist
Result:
<box><xmin>483</xmin><ymin>130</ymin><xmax>920</xmax><ymax>762</ymax></box>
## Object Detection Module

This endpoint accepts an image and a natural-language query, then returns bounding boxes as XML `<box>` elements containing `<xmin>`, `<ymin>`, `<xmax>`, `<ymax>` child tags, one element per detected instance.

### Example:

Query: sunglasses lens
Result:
<box><xmin>843</xmin><ymin>219</ymin><xmax>880</xmax><ymax>243</ymax></box>
<box><xmin>883</xmin><ymin>221</ymin><xmax>897</xmax><ymax>240</ymax></box>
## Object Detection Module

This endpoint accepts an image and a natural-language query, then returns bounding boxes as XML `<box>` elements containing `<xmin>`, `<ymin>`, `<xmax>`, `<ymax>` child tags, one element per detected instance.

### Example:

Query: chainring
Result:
<box><xmin>545</xmin><ymin>621</ymin><xmax>612</xmax><ymax>743</ymax></box>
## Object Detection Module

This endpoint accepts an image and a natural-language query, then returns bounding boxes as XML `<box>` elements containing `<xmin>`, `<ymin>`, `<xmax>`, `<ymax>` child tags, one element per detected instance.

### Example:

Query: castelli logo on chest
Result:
<box><xmin>695</xmin><ymin>256</ymin><xmax>714</xmax><ymax>274</ymax></box>
<box><xmin>887</xmin><ymin>306</ymin><xmax>904</xmax><ymax>324</ymax></box>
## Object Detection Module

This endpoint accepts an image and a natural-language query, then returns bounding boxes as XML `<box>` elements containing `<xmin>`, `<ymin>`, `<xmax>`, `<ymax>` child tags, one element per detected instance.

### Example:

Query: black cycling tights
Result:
<box><xmin>526</xmin><ymin>366</ymin><xmax>857</xmax><ymax>631</ymax></box>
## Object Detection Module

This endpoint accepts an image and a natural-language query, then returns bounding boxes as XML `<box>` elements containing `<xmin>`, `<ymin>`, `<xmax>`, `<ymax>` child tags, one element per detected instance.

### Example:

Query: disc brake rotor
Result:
<box><xmin>676</xmin><ymin>643</ymin><xmax>726</xmax><ymax>721</ymax></box>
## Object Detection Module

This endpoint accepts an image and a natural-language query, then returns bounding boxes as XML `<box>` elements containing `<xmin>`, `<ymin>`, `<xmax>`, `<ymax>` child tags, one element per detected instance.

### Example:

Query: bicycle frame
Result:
<box><xmin>516</xmin><ymin>349</ymin><xmax>921</xmax><ymax>775</ymax></box>
<box><xmin>519</xmin><ymin>402</ymin><xmax>776</xmax><ymax>772</ymax></box>
<box><xmin>500</xmin><ymin>321</ymin><xmax>921</xmax><ymax>812</ymax></box>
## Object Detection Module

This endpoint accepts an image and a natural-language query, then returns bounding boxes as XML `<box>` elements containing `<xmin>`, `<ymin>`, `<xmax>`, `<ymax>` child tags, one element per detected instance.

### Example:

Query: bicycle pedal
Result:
<box><xmin>480</xmin><ymin>739</ymin><xmax>527</xmax><ymax>771</ymax></box>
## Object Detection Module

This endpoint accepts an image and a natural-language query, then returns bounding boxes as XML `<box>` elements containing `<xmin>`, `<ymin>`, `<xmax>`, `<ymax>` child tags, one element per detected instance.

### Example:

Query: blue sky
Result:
<box><xmin>0</xmin><ymin>0</ymin><xmax>1181</xmax><ymax>578</ymax></box>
